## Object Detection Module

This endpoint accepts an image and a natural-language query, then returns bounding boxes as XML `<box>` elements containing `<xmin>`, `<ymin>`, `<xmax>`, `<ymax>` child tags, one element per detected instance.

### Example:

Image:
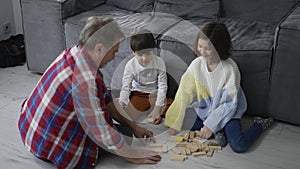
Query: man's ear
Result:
<box><xmin>94</xmin><ymin>43</ymin><xmax>104</xmax><ymax>54</ymax></box>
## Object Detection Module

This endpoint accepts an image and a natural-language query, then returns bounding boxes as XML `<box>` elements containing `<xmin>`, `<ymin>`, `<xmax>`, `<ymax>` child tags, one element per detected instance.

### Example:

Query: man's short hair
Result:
<box><xmin>79</xmin><ymin>16</ymin><xmax>124</xmax><ymax>51</ymax></box>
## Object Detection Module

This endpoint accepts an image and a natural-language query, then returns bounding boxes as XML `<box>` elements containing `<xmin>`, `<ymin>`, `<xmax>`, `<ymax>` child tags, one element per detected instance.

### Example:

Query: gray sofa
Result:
<box><xmin>20</xmin><ymin>0</ymin><xmax>300</xmax><ymax>125</ymax></box>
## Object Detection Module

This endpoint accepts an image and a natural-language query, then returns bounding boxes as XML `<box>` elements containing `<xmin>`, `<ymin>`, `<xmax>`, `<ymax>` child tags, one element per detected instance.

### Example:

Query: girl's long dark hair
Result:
<box><xmin>194</xmin><ymin>22</ymin><xmax>232</xmax><ymax>60</ymax></box>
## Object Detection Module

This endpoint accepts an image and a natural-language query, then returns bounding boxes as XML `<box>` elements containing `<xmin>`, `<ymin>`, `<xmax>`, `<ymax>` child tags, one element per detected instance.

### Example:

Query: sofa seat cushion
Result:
<box><xmin>106</xmin><ymin>0</ymin><xmax>154</xmax><ymax>12</ymax></box>
<box><xmin>159</xmin><ymin>18</ymin><xmax>277</xmax><ymax>51</ymax></box>
<box><xmin>159</xmin><ymin>19</ymin><xmax>213</xmax><ymax>47</ymax></box>
<box><xmin>65</xmin><ymin>4</ymin><xmax>133</xmax><ymax>26</ymax></box>
<box><xmin>116</xmin><ymin>13</ymin><xmax>181</xmax><ymax>38</ymax></box>
<box><xmin>220</xmin><ymin>0</ymin><xmax>298</xmax><ymax>23</ymax></box>
<box><xmin>220</xmin><ymin>18</ymin><xmax>277</xmax><ymax>51</ymax></box>
<box><xmin>153</xmin><ymin>0</ymin><xmax>219</xmax><ymax>20</ymax></box>
<box><xmin>62</xmin><ymin>0</ymin><xmax>106</xmax><ymax>19</ymax></box>
<box><xmin>65</xmin><ymin>4</ymin><xmax>181</xmax><ymax>46</ymax></box>
<box><xmin>281</xmin><ymin>5</ymin><xmax>300</xmax><ymax>30</ymax></box>
<box><xmin>64</xmin><ymin>4</ymin><xmax>134</xmax><ymax>47</ymax></box>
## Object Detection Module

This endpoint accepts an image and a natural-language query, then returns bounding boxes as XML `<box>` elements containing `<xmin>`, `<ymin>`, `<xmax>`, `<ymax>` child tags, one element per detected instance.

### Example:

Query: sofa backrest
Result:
<box><xmin>153</xmin><ymin>0</ymin><xmax>219</xmax><ymax>20</ymax></box>
<box><xmin>106</xmin><ymin>0</ymin><xmax>154</xmax><ymax>12</ymax></box>
<box><xmin>62</xmin><ymin>0</ymin><xmax>106</xmax><ymax>19</ymax></box>
<box><xmin>220</xmin><ymin>0</ymin><xmax>298</xmax><ymax>23</ymax></box>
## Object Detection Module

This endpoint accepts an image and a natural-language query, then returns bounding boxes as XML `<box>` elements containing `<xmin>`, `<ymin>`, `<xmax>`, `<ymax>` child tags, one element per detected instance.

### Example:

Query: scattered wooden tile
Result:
<box><xmin>185</xmin><ymin>148</ymin><xmax>191</xmax><ymax>155</ymax></box>
<box><xmin>209</xmin><ymin>145</ymin><xmax>222</xmax><ymax>150</ymax></box>
<box><xmin>189</xmin><ymin>131</ymin><xmax>195</xmax><ymax>139</ymax></box>
<box><xmin>176</xmin><ymin>142</ymin><xmax>187</xmax><ymax>147</ymax></box>
<box><xmin>162</xmin><ymin>144</ymin><xmax>168</xmax><ymax>153</ymax></box>
<box><xmin>206</xmin><ymin>150</ymin><xmax>214</xmax><ymax>157</ymax></box>
<box><xmin>193</xmin><ymin>151</ymin><xmax>206</xmax><ymax>157</ymax></box>
<box><xmin>171</xmin><ymin>148</ymin><xmax>182</xmax><ymax>155</ymax></box>
<box><xmin>170</xmin><ymin>155</ymin><xmax>186</xmax><ymax>161</ymax></box>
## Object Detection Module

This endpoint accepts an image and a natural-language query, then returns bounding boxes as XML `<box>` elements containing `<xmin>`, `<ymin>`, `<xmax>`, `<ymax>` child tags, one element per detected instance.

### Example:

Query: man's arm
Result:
<box><xmin>106</xmin><ymin>100</ymin><xmax>135</xmax><ymax>127</ymax></box>
<box><xmin>106</xmin><ymin>100</ymin><xmax>155</xmax><ymax>141</ymax></box>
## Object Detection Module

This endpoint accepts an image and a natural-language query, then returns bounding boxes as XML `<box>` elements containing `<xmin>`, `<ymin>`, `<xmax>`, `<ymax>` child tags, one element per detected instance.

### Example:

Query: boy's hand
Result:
<box><xmin>147</xmin><ymin>106</ymin><xmax>162</xmax><ymax>125</ymax></box>
<box><xmin>131</xmin><ymin>123</ymin><xmax>156</xmax><ymax>144</ymax></box>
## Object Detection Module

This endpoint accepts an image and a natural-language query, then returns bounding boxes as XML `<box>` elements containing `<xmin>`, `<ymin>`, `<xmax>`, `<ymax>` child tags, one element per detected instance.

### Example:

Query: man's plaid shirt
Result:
<box><xmin>18</xmin><ymin>46</ymin><xmax>125</xmax><ymax>169</ymax></box>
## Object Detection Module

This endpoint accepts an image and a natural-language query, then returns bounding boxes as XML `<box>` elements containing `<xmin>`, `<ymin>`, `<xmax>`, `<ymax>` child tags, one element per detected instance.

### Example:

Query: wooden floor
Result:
<box><xmin>1</xmin><ymin>64</ymin><xmax>299</xmax><ymax>169</ymax></box>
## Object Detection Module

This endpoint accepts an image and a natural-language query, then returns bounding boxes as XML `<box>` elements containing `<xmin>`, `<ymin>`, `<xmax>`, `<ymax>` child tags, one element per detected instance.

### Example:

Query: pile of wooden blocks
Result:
<box><xmin>149</xmin><ymin>130</ymin><xmax>222</xmax><ymax>162</ymax></box>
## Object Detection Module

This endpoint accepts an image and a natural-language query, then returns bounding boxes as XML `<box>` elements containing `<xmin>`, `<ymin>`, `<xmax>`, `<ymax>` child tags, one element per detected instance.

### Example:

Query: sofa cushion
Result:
<box><xmin>153</xmin><ymin>0</ymin><xmax>219</xmax><ymax>20</ymax></box>
<box><xmin>65</xmin><ymin>4</ymin><xmax>134</xmax><ymax>23</ymax></box>
<box><xmin>106</xmin><ymin>0</ymin><xmax>154</xmax><ymax>12</ymax></box>
<box><xmin>220</xmin><ymin>0</ymin><xmax>298</xmax><ymax>23</ymax></box>
<box><xmin>116</xmin><ymin>13</ymin><xmax>180</xmax><ymax>37</ymax></box>
<box><xmin>157</xmin><ymin>18</ymin><xmax>276</xmax><ymax>61</ymax></box>
<box><xmin>62</xmin><ymin>0</ymin><xmax>106</xmax><ymax>19</ymax></box>
<box><xmin>281</xmin><ymin>5</ymin><xmax>300</xmax><ymax>30</ymax></box>
<box><xmin>159</xmin><ymin>19</ymin><xmax>212</xmax><ymax>47</ymax></box>
<box><xmin>220</xmin><ymin>18</ymin><xmax>277</xmax><ymax>51</ymax></box>
<box><xmin>64</xmin><ymin>4</ymin><xmax>134</xmax><ymax>47</ymax></box>
<box><xmin>65</xmin><ymin>5</ymin><xmax>180</xmax><ymax>46</ymax></box>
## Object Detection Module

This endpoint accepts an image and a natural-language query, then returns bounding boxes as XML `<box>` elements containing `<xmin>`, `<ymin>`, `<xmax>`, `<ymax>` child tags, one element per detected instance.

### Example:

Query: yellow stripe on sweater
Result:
<box><xmin>164</xmin><ymin>72</ymin><xmax>210</xmax><ymax>131</ymax></box>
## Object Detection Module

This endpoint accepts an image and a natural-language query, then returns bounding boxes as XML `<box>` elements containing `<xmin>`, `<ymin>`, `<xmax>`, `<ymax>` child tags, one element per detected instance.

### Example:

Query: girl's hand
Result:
<box><xmin>168</xmin><ymin>128</ymin><xmax>179</xmax><ymax>135</ymax></box>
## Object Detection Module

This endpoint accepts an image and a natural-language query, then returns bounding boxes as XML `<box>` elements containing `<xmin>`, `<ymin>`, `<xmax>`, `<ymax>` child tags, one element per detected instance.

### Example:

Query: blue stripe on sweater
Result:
<box><xmin>194</xmin><ymin>87</ymin><xmax>246</xmax><ymax>133</ymax></box>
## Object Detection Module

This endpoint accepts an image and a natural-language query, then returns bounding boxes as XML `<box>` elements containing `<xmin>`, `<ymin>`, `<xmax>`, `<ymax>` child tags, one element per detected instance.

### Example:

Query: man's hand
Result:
<box><xmin>198</xmin><ymin>126</ymin><xmax>213</xmax><ymax>139</ymax></box>
<box><xmin>123</xmin><ymin>149</ymin><xmax>161</xmax><ymax>164</ymax></box>
<box><xmin>115</xmin><ymin>143</ymin><xmax>161</xmax><ymax>164</ymax></box>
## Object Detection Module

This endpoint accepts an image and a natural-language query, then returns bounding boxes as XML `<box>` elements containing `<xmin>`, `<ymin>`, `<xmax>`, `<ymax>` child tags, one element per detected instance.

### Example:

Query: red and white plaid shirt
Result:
<box><xmin>18</xmin><ymin>45</ymin><xmax>125</xmax><ymax>169</ymax></box>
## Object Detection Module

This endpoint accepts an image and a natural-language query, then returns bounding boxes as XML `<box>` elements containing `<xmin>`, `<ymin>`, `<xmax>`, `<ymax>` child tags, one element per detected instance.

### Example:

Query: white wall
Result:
<box><xmin>12</xmin><ymin>0</ymin><xmax>23</xmax><ymax>35</ymax></box>
<box><xmin>0</xmin><ymin>0</ymin><xmax>16</xmax><ymax>40</ymax></box>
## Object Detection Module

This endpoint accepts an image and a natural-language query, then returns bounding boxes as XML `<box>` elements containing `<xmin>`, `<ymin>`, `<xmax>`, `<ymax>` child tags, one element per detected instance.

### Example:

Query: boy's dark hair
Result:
<box><xmin>130</xmin><ymin>29</ymin><xmax>155</xmax><ymax>55</ymax></box>
<box><xmin>194</xmin><ymin>22</ymin><xmax>232</xmax><ymax>60</ymax></box>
